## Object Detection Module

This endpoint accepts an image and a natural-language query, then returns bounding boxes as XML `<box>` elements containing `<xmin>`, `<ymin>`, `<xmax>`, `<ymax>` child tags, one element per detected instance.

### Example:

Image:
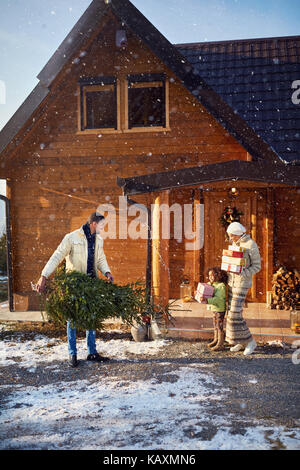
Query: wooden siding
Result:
<box><xmin>274</xmin><ymin>188</ymin><xmax>300</xmax><ymax>270</ymax></box>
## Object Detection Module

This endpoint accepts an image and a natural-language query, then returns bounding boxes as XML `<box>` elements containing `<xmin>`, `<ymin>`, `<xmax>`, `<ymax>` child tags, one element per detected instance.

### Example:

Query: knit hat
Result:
<box><xmin>226</xmin><ymin>222</ymin><xmax>246</xmax><ymax>236</ymax></box>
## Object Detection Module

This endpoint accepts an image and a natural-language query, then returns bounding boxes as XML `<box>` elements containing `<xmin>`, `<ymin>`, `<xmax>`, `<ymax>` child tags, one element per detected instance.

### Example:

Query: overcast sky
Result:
<box><xmin>0</xmin><ymin>0</ymin><xmax>299</xmax><ymax>231</ymax></box>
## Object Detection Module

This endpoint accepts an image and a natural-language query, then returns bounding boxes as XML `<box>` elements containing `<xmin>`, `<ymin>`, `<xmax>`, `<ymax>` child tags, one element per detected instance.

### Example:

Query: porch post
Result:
<box><xmin>192</xmin><ymin>188</ymin><xmax>204</xmax><ymax>285</ymax></box>
<box><xmin>265</xmin><ymin>188</ymin><xmax>274</xmax><ymax>298</ymax></box>
<box><xmin>151</xmin><ymin>190</ymin><xmax>170</xmax><ymax>307</ymax></box>
<box><xmin>250</xmin><ymin>194</ymin><xmax>257</xmax><ymax>300</ymax></box>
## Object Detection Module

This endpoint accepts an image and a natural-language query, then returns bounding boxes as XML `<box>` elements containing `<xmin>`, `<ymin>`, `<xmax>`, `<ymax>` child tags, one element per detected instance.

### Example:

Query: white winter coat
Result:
<box><xmin>227</xmin><ymin>233</ymin><xmax>261</xmax><ymax>289</ymax></box>
<box><xmin>41</xmin><ymin>227</ymin><xmax>110</xmax><ymax>279</ymax></box>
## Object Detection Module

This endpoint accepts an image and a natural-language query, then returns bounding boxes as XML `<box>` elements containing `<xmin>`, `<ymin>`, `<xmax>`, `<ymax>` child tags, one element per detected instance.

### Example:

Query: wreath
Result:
<box><xmin>220</xmin><ymin>206</ymin><xmax>244</xmax><ymax>228</ymax></box>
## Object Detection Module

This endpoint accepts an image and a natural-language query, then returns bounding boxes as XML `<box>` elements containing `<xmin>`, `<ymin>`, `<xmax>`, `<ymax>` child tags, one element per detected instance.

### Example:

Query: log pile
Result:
<box><xmin>271</xmin><ymin>267</ymin><xmax>300</xmax><ymax>310</ymax></box>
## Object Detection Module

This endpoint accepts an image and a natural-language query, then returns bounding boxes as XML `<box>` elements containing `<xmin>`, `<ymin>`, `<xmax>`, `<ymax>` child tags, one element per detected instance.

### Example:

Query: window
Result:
<box><xmin>77</xmin><ymin>74</ymin><xmax>169</xmax><ymax>133</ymax></box>
<box><xmin>85</xmin><ymin>85</ymin><xmax>115</xmax><ymax>129</ymax></box>
<box><xmin>79</xmin><ymin>77</ymin><xmax>118</xmax><ymax>131</ymax></box>
<box><xmin>127</xmin><ymin>74</ymin><xmax>166</xmax><ymax>129</ymax></box>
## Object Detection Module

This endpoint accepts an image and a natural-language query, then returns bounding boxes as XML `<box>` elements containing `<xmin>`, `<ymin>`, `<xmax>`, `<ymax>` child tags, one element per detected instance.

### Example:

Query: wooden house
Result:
<box><xmin>0</xmin><ymin>0</ymin><xmax>299</xmax><ymax>324</ymax></box>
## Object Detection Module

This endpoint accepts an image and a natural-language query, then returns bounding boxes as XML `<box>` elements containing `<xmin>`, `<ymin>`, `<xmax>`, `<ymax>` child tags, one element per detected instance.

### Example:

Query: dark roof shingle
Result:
<box><xmin>177</xmin><ymin>36</ymin><xmax>300</xmax><ymax>164</ymax></box>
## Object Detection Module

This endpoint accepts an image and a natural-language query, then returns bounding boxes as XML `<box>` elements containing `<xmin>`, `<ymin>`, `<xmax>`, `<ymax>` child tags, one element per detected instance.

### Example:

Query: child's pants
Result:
<box><xmin>213</xmin><ymin>312</ymin><xmax>225</xmax><ymax>331</ymax></box>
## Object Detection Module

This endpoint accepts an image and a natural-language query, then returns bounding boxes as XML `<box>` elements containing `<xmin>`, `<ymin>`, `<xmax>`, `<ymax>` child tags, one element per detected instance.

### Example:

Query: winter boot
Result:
<box><xmin>87</xmin><ymin>352</ymin><xmax>110</xmax><ymax>362</ymax></box>
<box><xmin>208</xmin><ymin>328</ymin><xmax>218</xmax><ymax>348</ymax></box>
<box><xmin>243</xmin><ymin>339</ymin><xmax>257</xmax><ymax>356</ymax></box>
<box><xmin>69</xmin><ymin>354</ymin><xmax>79</xmax><ymax>368</ymax></box>
<box><xmin>230</xmin><ymin>343</ymin><xmax>244</xmax><ymax>352</ymax></box>
<box><xmin>210</xmin><ymin>330</ymin><xmax>225</xmax><ymax>351</ymax></box>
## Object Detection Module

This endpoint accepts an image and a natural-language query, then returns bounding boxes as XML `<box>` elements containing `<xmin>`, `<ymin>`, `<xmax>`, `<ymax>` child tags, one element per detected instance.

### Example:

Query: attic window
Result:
<box><xmin>77</xmin><ymin>74</ymin><xmax>169</xmax><ymax>134</ymax></box>
<box><xmin>79</xmin><ymin>77</ymin><xmax>118</xmax><ymax>131</ymax></box>
<box><xmin>127</xmin><ymin>74</ymin><xmax>167</xmax><ymax>129</ymax></box>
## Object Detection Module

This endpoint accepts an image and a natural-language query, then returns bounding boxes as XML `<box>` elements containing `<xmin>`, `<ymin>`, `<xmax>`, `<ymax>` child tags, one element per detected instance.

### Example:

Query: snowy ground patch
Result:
<box><xmin>0</xmin><ymin>334</ymin><xmax>168</xmax><ymax>369</ymax></box>
<box><xmin>0</xmin><ymin>333</ymin><xmax>300</xmax><ymax>450</ymax></box>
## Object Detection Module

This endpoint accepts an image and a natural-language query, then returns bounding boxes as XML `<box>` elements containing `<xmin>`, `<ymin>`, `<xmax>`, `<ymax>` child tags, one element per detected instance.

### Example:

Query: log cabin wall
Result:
<box><xmin>0</xmin><ymin>15</ymin><xmax>264</xmax><ymax>310</ymax></box>
<box><xmin>274</xmin><ymin>188</ymin><xmax>300</xmax><ymax>270</ymax></box>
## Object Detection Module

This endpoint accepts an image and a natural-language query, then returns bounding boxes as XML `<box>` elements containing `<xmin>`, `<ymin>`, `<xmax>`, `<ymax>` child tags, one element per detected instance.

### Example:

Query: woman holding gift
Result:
<box><xmin>225</xmin><ymin>222</ymin><xmax>261</xmax><ymax>355</ymax></box>
<box><xmin>205</xmin><ymin>267</ymin><xmax>228</xmax><ymax>351</ymax></box>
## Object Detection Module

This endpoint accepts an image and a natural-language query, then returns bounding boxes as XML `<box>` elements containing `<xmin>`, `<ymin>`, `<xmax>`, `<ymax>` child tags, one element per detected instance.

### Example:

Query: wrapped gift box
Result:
<box><xmin>228</xmin><ymin>245</ymin><xmax>245</xmax><ymax>252</ymax></box>
<box><xmin>222</xmin><ymin>255</ymin><xmax>245</xmax><ymax>266</ymax></box>
<box><xmin>195</xmin><ymin>282</ymin><xmax>214</xmax><ymax>303</ymax></box>
<box><xmin>222</xmin><ymin>249</ymin><xmax>244</xmax><ymax>258</ymax></box>
<box><xmin>221</xmin><ymin>262</ymin><xmax>243</xmax><ymax>274</ymax></box>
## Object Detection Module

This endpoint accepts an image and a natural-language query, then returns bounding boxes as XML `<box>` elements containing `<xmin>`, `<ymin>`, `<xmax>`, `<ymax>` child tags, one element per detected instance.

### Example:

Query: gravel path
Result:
<box><xmin>0</xmin><ymin>322</ymin><xmax>299</xmax><ymax>450</ymax></box>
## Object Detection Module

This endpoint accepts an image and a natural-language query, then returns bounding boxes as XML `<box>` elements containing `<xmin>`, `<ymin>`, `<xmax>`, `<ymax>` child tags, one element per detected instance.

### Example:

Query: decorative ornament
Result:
<box><xmin>220</xmin><ymin>206</ymin><xmax>244</xmax><ymax>228</ymax></box>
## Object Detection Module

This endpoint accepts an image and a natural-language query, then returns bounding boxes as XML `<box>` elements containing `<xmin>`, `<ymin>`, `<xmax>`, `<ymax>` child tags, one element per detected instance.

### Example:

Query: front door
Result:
<box><xmin>203</xmin><ymin>189</ymin><xmax>268</xmax><ymax>302</ymax></box>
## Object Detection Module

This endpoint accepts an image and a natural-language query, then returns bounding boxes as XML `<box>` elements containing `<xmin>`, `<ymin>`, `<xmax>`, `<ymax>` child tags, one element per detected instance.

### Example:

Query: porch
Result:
<box><xmin>117</xmin><ymin>161</ymin><xmax>300</xmax><ymax>316</ymax></box>
<box><xmin>166</xmin><ymin>299</ymin><xmax>300</xmax><ymax>343</ymax></box>
<box><xmin>1</xmin><ymin>300</ymin><xmax>299</xmax><ymax>344</ymax></box>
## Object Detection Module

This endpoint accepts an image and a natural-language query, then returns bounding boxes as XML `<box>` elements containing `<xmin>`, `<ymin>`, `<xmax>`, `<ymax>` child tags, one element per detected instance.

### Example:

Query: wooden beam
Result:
<box><xmin>250</xmin><ymin>194</ymin><xmax>257</xmax><ymax>300</ymax></box>
<box><xmin>151</xmin><ymin>190</ymin><xmax>170</xmax><ymax>306</ymax></box>
<box><xmin>117</xmin><ymin>160</ymin><xmax>300</xmax><ymax>196</ymax></box>
<box><xmin>193</xmin><ymin>188</ymin><xmax>204</xmax><ymax>285</ymax></box>
<box><xmin>265</xmin><ymin>188</ymin><xmax>274</xmax><ymax>298</ymax></box>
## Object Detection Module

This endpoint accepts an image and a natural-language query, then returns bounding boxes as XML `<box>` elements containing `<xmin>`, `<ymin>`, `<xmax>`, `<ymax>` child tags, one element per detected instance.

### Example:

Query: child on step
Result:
<box><xmin>199</xmin><ymin>267</ymin><xmax>228</xmax><ymax>351</ymax></box>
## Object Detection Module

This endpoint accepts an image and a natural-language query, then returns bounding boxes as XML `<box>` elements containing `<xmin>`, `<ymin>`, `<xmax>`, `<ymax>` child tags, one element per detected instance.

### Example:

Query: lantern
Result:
<box><xmin>229</xmin><ymin>187</ymin><xmax>239</xmax><ymax>199</ymax></box>
<box><xmin>290</xmin><ymin>308</ymin><xmax>300</xmax><ymax>334</ymax></box>
<box><xmin>180</xmin><ymin>275</ymin><xmax>192</xmax><ymax>303</ymax></box>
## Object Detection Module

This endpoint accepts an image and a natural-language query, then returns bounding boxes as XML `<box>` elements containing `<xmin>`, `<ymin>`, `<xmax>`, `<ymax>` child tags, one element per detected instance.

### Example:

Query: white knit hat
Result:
<box><xmin>226</xmin><ymin>222</ymin><xmax>246</xmax><ymax>236</ymax></box>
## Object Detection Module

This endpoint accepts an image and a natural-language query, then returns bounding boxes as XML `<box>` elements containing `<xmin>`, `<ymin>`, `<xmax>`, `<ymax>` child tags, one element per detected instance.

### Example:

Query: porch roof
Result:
<box><xmin>117</xmin><ymin>160</ymin><xmax>300</xmax><ymax>196</ymax></box>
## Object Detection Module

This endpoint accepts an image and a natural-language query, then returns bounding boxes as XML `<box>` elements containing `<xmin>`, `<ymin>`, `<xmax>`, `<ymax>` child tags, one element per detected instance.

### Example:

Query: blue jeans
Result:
<box><xmin>67</xmin><ymin>321</ymin><xmax>97</xmax><ymax>356</ymax></box>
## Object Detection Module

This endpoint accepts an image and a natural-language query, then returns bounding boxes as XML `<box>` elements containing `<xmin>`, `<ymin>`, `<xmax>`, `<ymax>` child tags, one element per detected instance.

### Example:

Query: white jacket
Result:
<box><xmin>41</xmin><ymin>227</ymin><xmax>110</xmax><ymax>279</ymax></box>
<box><xmin>227</xmin><ymin>233</ymin><xmax>261</xmax><ymax>289</ymax></box>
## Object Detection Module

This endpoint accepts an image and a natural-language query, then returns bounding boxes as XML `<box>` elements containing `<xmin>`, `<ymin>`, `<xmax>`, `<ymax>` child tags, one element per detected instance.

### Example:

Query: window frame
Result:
<box><xmin>77</xmin><ymin>73</ymin><xmax>170</xmax><ymax>134</ymax></box>
<box><xmin>78</xmin><ymin>76</ymin><xmax>121</xmax><ymax>134</ymax></box>
<box><xmin>125</xmin><ymin>73</ymin><xmax>170</xmax><ymax>132</ymax></box>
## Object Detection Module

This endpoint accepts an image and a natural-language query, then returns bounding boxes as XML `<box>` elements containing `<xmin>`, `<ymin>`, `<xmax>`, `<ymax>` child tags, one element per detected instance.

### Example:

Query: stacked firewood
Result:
<box><xmin>271</xmin><ymin>267</ymin><xmax>300</xmax><ymax>310</ymax></box>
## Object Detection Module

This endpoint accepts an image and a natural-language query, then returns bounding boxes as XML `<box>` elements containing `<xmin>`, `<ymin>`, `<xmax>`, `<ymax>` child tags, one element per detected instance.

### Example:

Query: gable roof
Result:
<box><xmin>0</xmin><ymin>0</ymin><xmax>296</xmax><ymax>169</ymax></box>
<box><xmin>0</xmin><ymin>83</ymin><xmax>49</xmax><ymax>156</ymax></box>
<box><xmin>177</xmin><ymin>36</ymin><xmax>300</xmax><ymax>165</ymax></box>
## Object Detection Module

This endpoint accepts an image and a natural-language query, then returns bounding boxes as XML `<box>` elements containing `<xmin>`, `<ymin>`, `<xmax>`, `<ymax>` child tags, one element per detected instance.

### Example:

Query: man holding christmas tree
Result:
<box><xmin>36</xmin><ymin>212</ymin><xmax>113</xmax><ymax>367</ymax></box>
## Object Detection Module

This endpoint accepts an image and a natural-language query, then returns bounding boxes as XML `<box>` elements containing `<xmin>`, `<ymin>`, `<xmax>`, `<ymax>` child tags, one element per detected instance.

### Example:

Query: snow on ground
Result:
<box><xmin>0</xmin><ymin>331</ymin><xmax>168</xmax><ymax>369</ymax></box>
<box><xmin>0</xmin><ymin>332</ymin><xmax>300</xmax><ymax>450</ymax></box>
